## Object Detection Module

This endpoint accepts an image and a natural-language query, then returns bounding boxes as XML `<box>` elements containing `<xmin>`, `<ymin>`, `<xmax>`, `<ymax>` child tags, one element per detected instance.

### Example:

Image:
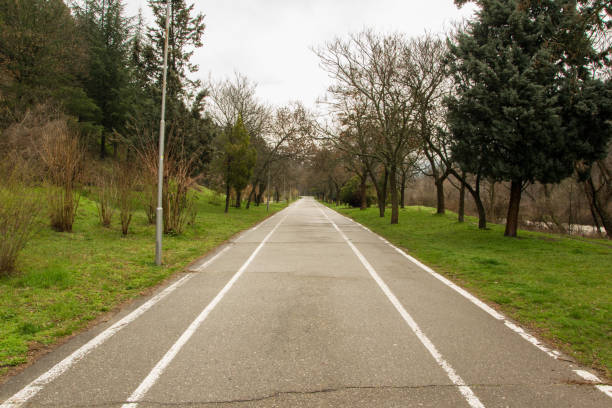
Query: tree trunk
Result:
<box><xmin>235</xmin><ymin>190</ymin><xmax>241</xmax><ymax>208</ymax></box>
<box><xmin>584</xmin><ymin>176</ymin><xmax>612</xmax><ymax>239</ymax></box>
<box><xmin>246</xmin><ymin>185</ymin><xmax>255</xmax><ymax>209</ymax></box>
<box><xmin>224</xmin><ymin>183</ymin><xmax>230</xmax><ymax>213</ymax></box>
<box><xmin>504</xmin><ymin>180</ymin><xmax>522</xmax><ymax>237</ymax></box>
<box><xmin>435</xmin><ymin>178</ymin><xmax>445</xmax><ymax>215</ymax></box>
<box><xmin>100</xmin><ymin>132</ymin><xmax>106</xmax><ymax>159</ymax></box>
<box><xmin>359</xmin><ymin>175</ymin><xmax>367</xmax><ymax>210</ymax></box>
<box><xmin>389</xmin><ymin>165</ymin><xmax>399</xmax><ymax>224</ymax></box>
<box><xmin>458</xmin><ymin>176</ymin><xmax>465</xmax><ymax>223</ymax></box>
<box><xmin>367</xmin><ymin>165</ymin><xmax>388</xmax><ymax>217</ymax></box>
<box><xmin>400</xmin><ymin>170</ymin><xmax>406</xmax><ymax>209</ymax></box>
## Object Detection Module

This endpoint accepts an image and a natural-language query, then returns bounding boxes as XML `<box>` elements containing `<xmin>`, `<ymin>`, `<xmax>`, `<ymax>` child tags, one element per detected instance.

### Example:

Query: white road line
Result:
<box><xmin>596</xmin><ymin>385</ymin><xmax>612</xmax><ymax>398</ymax></box>
<box><xmin>328</xmin><ymin>209</ymin><xmax>567</xmax><ymax>359</ymax></box>
<box><xmin>574</xmin><ymin>370</ymin><xmax>602</xmax><ymax>383</ymax></box>
<box><xmin>122</xmin><ymin>211</ymin><xmax>290</xmax><ymax>408</ymax></box>
<box><xmin>0</xmin><ymin>274</ymin><xmax>193</xmax><ymax>408</ymax></box>
<box><xmin>326</xmin><ymin>206</ymin><xmax>612</xmax><ymax>400</ymax></box>
<box><xmin>573</xmin><ymin>369</ymin><xmax>612</xmax><ymax>398</ymax></box>
<box><xmin>317</xmin><ymin>206</ymin><xmax>485</xmax><ymax>408</ymax></box>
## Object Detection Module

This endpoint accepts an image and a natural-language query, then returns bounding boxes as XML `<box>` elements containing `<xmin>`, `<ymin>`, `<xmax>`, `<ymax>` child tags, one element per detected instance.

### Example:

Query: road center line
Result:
<box><xmin>317</xmin><ymin>205</ymin><xmax>485</xmax><ymax>408</ymax></box>
<box><xmin>121</xmin><ymin>210</ymin><xmax>290</xmax><ymax>408</ymax></box>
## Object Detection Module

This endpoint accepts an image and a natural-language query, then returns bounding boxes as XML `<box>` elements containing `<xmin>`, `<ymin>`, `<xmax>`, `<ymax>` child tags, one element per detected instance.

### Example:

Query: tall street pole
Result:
<box><xmin>155</xmin><ymin>0</ymin><xmax>171</xmax><ymax>266</ymax></box>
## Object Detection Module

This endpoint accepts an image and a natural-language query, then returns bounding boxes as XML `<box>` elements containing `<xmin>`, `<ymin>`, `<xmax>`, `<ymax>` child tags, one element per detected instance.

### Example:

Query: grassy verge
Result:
<box><xmin>0</xmin><ymin>188</ymin><xmax>285</xmax><ymax>378</ymax></box>
<box><xmin>326</xmin><ymin>203</ymin><xmax>611</xmax><ymax>379</ymax></box>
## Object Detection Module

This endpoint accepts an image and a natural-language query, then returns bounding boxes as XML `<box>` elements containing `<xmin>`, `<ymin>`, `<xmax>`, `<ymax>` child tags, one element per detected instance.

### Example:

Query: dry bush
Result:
<box><xmin>94</xmin><ymin>169</ymin><xmax>116</xmax><ymax>228</ymax></box>
<box><xmin>0</xmin><ymin>160</ymin><xmax>42</xmax><ymax>276</ymax></box>
<box><xmin>114</xmin><ymin>162</ymin><xmax>138</xmax><ymax>236</ymax></box>
<box><xmin>132</xmin><ymin>129</ymin><xmax>198</xmax><ymax>235</ymax></box>
<box><xmin>37</xmin><ymin>120</ymin><xmax>84</xmax><ymax>232</ymax></box>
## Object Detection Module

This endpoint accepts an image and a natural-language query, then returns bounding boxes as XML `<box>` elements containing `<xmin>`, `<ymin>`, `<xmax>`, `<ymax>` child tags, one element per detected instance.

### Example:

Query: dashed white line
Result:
<box><xmin>121</xmin><ymin>211</ymin><xmax>290</xmax><ymax>408</ymax></box>
<box><xmin>317</xmin><ymin>206</ymin><xmax>485</xmax><ymax>408</ymax></box>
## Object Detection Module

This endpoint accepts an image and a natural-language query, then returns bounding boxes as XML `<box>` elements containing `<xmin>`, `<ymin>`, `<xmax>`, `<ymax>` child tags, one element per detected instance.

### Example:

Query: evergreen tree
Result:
<box><xmin>219</xmin><ymin>116</ymin><xmax>256</xmax><ymax>213</ymax></box>
<box><xmin>0</xmin><ymin>0</ymin><xmax>93</xmax><ymax>127</ymax></box>
<box><xmin>146</xmin><ymin>0</ymin><xmax>205</xmax><ymax>109</ymax></box>
<box><xmin>446</xmin><ymin>0</ymin><xmax>611</xmax><ymax>237</ymax></box>
<box><xmin>74</xmin><ymin>0</ymin><xmax>132</xmax><ymax>158</ymax></box>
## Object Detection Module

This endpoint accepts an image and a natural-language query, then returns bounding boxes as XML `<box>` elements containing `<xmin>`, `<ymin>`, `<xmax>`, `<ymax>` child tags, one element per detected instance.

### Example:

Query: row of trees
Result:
<box><xmin>308</xmin><ymin>0</ymin><xmax>611</xmax><ymax>238</ymax></box>
<box><xmin>0</xmin><ymin>0</ymin><xmax>312</xmax><ymax>275</ymax></box>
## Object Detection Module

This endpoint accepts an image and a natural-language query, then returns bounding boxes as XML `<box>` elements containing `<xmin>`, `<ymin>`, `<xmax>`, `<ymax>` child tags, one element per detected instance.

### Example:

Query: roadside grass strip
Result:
<box><xmin>317</xmin><ymin>205</ymin><xmax>485</xmax><ymax>408</ymax></box>
<box><xmin>0</xmin><ymin>189</ymin><xmax>286</xmax><ymax>404</ymax></box>
<box><xmin>324</xmin><ymin>203</ymin><xmax>612</xmax><ymax>398</ymax></box>
<box><xmin>0</xmin><ymin>275</ymin><xmax>192</xmax><ymax>408</ymax></box>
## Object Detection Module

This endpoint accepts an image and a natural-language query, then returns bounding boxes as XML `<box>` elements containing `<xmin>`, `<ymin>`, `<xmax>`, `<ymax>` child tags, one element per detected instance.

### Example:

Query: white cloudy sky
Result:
<box><xmin>124</xmin><ymin>0</ymin><xmax>477</xmax><ymax>109</ymax></box>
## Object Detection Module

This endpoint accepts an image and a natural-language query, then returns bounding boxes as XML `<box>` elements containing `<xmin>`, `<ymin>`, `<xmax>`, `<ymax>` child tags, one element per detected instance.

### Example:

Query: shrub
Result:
<box><xmin>37</xmin><ymin>120</ymin><xmax>84</xmax><ymax>232</ymax></box>
<box><xmin>95</xmin><ymin>170</ymin><xmax>116</xmax><ymax>228</ymax></box>
<box><xmin>115</xmin><ymin>161</ymin><xmax>138</xmax><ymax>236</ymax></box>
<box><xmin>340</xmin><ymin>176</ymin><xmax>373</xmax><ymax>208</ymax></box>
<box><xmin>0</xmin><ymin>163</ymin><xmax>42</xmax><ymax>276</ymax></box>
<box><xmin>132</xmin><ymin>129</ymin><xmax>197</xmax><ymax>235</ymax></box>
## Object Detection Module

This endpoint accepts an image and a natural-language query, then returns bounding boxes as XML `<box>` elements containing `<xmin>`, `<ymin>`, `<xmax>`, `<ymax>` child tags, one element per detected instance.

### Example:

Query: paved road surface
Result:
<box><xmin>1</xmin><ymin>197</ymin><xmax>610</xmax><ymax>407</ymax></box>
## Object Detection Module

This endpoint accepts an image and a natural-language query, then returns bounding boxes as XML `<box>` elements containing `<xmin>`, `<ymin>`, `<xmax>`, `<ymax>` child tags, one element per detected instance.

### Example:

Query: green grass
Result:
<box><xmin>327</xmin><ymin>203</ymin><xmax>612</xmax><ymax>379</ymax></box>
<box><xmin>0</xmin><ymin>188</ymin><xmax>285</xmax><ymax>376</ymax></box>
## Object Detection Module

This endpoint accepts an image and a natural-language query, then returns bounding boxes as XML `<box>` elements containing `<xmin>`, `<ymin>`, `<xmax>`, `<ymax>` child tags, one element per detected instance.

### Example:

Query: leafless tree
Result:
<box><xmin>316</xmin><ymin>30</ymin><xmax>420</xmax><ymax>224</ymax></box>
<box><xmin>246</xmin><ymin>102</ymin><xmax>313</xmax><ymax>208</ymax></box>
<box><xmin>207</xmin><ymin>72</ymin><xmax>270</xmax><ymax>138</ymax></box>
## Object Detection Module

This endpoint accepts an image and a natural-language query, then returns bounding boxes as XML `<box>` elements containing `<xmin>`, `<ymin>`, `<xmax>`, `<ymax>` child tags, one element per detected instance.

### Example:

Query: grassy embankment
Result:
<box><xmin>327</xmin><ymin>203</ymin><xmax>611</xmax><ymax>379</ymax></box>
<box><xmin>0</xmin><ymin>188</ymin><xmax>285</xmax><ymax>378</ymax></box>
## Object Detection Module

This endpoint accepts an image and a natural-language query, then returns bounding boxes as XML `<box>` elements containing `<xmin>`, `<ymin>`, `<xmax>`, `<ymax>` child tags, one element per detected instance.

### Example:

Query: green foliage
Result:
<box><xmin>73</xmin><ymin>0</ymin><xmax>133</xmax><ymax>157</ymax></box>
<box><xmin>447</xmin><ymin>1</ymin><xmax>611</xmax><ymax>185</ymax></box>
<box><xmin>146</xmin><ymin>0</ymin><xmax>205</xmax><ymax>102</ymax></box>
<box><xmin>0</xmin><ymin>0</ymin><xmax>87</xmax><ymax>124</ymax></box>
<box><xmin>329</xmin><ymin>203</ymin><xmax>612</xmax><ymax>378</ymax></box>
<box><xmin>227</xmin><ymin>116</ymin><xmax>257</xmax><ymax>195</ymax></box>
<box><xmin>0</xmin><ymin>188</ymin><xmax>286</xmax><ymax>376</ymax></box>
<box><xmin>340</xmin><ymin>176</ymin><xmax>372</xmax><ymax>208</ymax></box>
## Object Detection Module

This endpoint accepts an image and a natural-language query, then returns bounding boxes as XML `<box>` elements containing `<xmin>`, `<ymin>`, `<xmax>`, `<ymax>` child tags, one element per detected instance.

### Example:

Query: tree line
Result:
<box><xmin>305</xmin><ymin>0</ymin><xmax>611</xmax><ymax>238</ymax></box>
<box><xmin>0</xmin><ymin>0</ymin><xmax>312</xmax><ymax>275</ymax></box>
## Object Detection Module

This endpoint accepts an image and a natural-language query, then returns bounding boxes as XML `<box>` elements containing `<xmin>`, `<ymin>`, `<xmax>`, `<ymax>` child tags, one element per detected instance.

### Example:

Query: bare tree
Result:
<box><xmin>405</xmin><ymin>33</ymin><xmax>452</xmax><ymax>214</ymax></box>
<box><xmin>316</xmin><ymin>30</ymin><xmax>420</xmax><ymax>224</ymax></box>
<box><xmin>246</xmin><ymin>102</ymin><xmax>313</xmax><ymax>208</ymax></box>
<box><xmin>208</xmin><ymin>72</ymin><xmax>270</xmax><ymax>137</ymax></box>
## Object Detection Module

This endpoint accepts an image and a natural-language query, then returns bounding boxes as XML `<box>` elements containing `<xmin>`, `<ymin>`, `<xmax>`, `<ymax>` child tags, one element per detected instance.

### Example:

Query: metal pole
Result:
<box><xmin>155</xmin><ymin>0</ymin><xmax>171</xmax><ymax>266</ymax></box>
<box><xmin>266</xmin><ymin>165</ymin><xmax>270</xmax><ymax>212</ymax></box>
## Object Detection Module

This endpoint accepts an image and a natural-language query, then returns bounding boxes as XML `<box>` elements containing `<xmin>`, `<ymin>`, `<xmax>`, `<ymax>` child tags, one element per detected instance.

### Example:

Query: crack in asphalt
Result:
<box><xmin>17</xmin><ymin>382</ymin><xmax>607</xmax><ymax>407</ymax></box>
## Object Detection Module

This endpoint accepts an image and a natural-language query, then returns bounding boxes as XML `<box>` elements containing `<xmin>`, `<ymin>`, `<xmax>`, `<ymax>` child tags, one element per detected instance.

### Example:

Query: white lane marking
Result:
<box><xmin>317</xmin><ymin>206</ymin><xmax>485</xmax><ymax>408</ymax></box>
<box><xmin>193</xmin><ymin>245</ymin><xmax>232</xmax><ymax>272</ymax></box>
<box><xmin>573</xmin><ymin>368</ymin><xmax>612</xmax><ymax>398</ymax></box>
<box><xmin>574</xmin><ymin>370</ymin><xmax>602</xmax><ymax>383</ymax></box>
<box><xmin>326</xmin><ymin>207</ymin><xmax>612</xmax><ymax>401</ymax></box>
<box><xmin>0</xmin><ymin>274</ymin><xmax>193</xmax><ymax>408</ymax></box>
<box><xmin>122</xmin><ymin>211</ymin><xmax>290</xmax><ymax>408</ymax></box>
<box><xmin>327</xmin><ymin>209</ymin><xmax>569</xmax><ymax>359</ymax></box>
<box><xmin>596</xmin><ymin>385</ymin><xmax>612</xmax><ymax>398</ymax></box>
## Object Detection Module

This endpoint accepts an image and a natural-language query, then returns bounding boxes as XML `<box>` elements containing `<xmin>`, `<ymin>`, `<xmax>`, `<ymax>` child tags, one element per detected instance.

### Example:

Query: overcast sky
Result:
<box><xmin>124</xmin><ymin>0</ymin><xmax>477</xmax><ymax>109</ymax></box>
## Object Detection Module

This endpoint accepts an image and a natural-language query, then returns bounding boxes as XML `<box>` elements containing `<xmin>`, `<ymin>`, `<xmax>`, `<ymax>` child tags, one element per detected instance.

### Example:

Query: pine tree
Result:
<box><xmin>446</xmin><ymin>0</ymin><xmax>611</xmax><ymax>237</ymax></box>
<box><xmin>74</xmin><ymin>0</ymin><xmax>132</xmax><ymax>158</ymax></box>
<box><xmin>0</xmin><ymin>0</ymin><xmax>90</xmax><ymax>126</ymax></box>
<box><xmin>146</xmin><ymin>0</ymin><xmax>205</xmax><ymax>108</ymax></box>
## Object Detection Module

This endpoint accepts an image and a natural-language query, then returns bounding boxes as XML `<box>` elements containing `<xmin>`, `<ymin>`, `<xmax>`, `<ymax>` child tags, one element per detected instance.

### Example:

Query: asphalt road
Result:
<box><xmin>1</xmin><ymin>197</ymin><xmax>610</xmax><ymax>407</ymax></box>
